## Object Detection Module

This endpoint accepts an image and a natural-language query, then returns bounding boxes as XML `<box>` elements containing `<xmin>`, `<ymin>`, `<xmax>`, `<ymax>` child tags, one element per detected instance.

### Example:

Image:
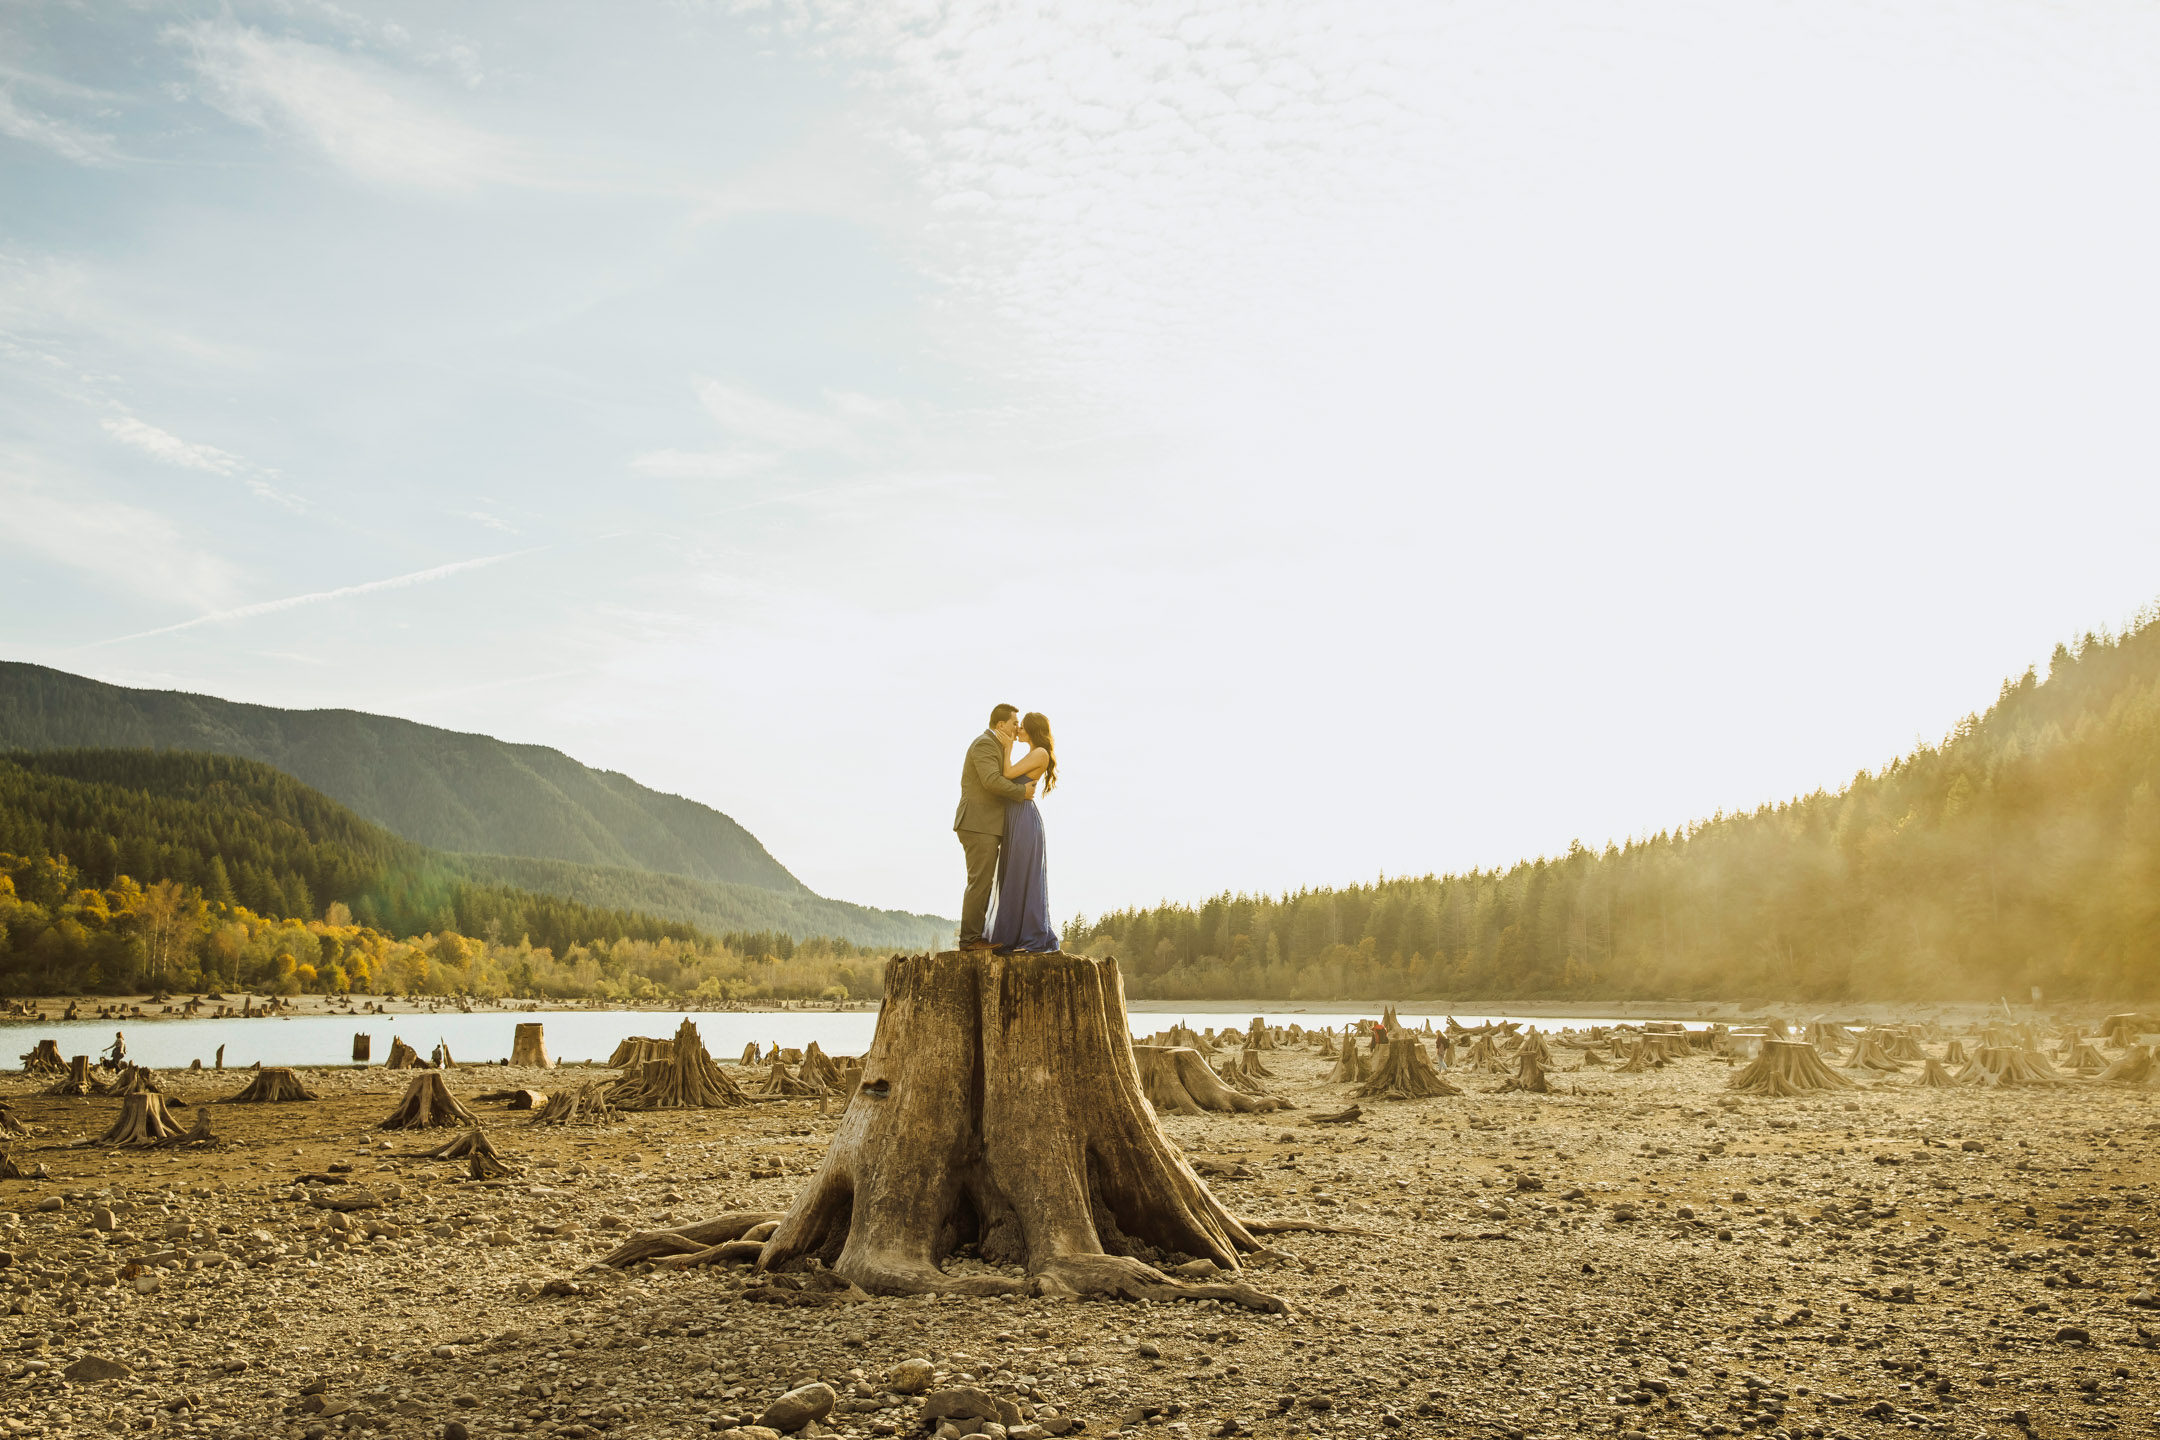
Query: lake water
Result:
<box><xmin>3</xmin><ymin>1007</ymin><xmax>1663</xmax><ymax>1071</ymax></box>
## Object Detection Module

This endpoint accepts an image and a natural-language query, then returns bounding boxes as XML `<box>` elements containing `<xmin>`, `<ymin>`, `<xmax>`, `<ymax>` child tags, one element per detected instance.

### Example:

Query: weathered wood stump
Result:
<box><xmin>0</xmin><ymin>1104</ymin><xmax>26</xmax><ymax>1137</ymax></box>
<box><xmin>1955</xmin><ymin>1045</ymin><xmax>2069</xmax><ymax>1087</ymax></box>
<box><xmin>99</xmin><ymin>1092</ymin><xmax>186</xmax><ymax>1146</ymax></box>
<box><xmin>1498</xmin><ymin>1050</ymin><xmax>1551</xmax><ymax>1094</ymax></box>
<box><xmin>1728</xmin><ymin>1040</ymin><xmax>1856</xmax><ymax>1096</ymax></box>
<box><xmin>1915</xmin><ymin>1058</ymin><xmax>1956</xmax><ymax>1089</ymax></box>
<box><xmin>45</xmin><ymin>1055</ymin><xmax>95</xmax><ymax>1097</ymax></box>
<box><xmin>800</xmin><ymin>1043</ymin><xmax>844</xmax><ymax>1089</ymax></box>
<box><xmin>429</xmin><ymin>1126</ymin><xmax>519</xmax><ymax>1177</ymax></box>
<box><xmin>511</xmin><ymin>1024</ymin><xmax>552</xmax><ymax>1069</ymax></box>
<box><xmin>1356</xmin><ymin>1038</ymin><xmax>1460</xmax><ymax>1100</ymax></box>
<box><xmin>1943</xmin><ymin>1039</ymin><xmax>1968</xmax><ymax>1064</ymax></box>
<box><xmin>19</xmin><ymin>1040</ymin><xmax>64</xmax><ymax>1076</ymax></box>
<box><xmin>2096</xmin><ymin>1046</ymin><xmax>2157</xmax><ymax>1087</ymax></box>
<box><xmin>160</xmin><ymin>1108</ymin><xmax>219</xmax><ymax>1147</ymax></box>
<box><xmin>610</xmin><ymin>1036</ymin><xmax>673</xmax><ymax>1068</ymax></box>
<box><xmin>1841</xmin><ymin>1035</ymin><xmax>1904</xmax><ymax>1073</ymax></box>
<box><xmin>738</xmin><ymin>1042</ymin><xmax>762</xmax><ymax>1066</ymax></box>
<box><xmin>608</xmin><ymin>1019</ymin><xmax>748</xmax><ymax>1109</ymax></box>
<box><xmin>385</xmin><ymin>1037</ymin><xmax>425</xmax><ymax>1070</ymax></box>
<box><xmin>380</xmin><ymin>1072</ymin><xmax>478</xmax><ymax>1129</ymax></box>
<box><xmin>755</xmin><ymin>1060</ymin><xmax>824</xmax><ymax>1098</ymax></box>
<box><xmin>220</xmin><ymin>1066</ymin><xmax>318</xmax><ymax>1104</ymax></box>
<box><xmin>532</xmin><ymin>1081</ymin><xmax>620</xmax><ymax>1125</ymax></box>
<box><xmin>753</xmin><ymin>950</ymin><xmax>1287</xmax><ymax>1309</ymax></box>
<box><xmin>1328</xmin><ymin>1047</ymin><xmax>1371</xmax><ymax>1084</ymax></box>
<box><xmin>1135</xmin><ymin>1046</ymin><xmax>1289</xmax><ymax>1114</ymax></box>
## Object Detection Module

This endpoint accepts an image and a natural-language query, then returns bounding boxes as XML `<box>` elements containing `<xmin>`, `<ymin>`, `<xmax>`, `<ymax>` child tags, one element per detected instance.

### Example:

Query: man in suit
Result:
<box><xmin>955</xmin><ymin>702</ymin><xmax>1037</xmax><ymax>952</ymax></box>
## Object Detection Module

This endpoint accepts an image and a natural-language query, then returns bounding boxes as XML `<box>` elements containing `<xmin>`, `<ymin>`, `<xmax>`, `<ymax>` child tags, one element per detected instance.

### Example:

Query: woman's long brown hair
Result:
<box><xmin>1021</xmin><ymin>711</ymin><xmax>1057</xmax><ymax>793</ymax></box>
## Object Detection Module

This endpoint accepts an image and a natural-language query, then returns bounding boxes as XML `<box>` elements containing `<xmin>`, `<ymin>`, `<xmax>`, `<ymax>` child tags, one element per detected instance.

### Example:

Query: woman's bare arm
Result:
<box><xmin>1002</xmin><ymin>748</ymin><xmax>1050</xmax><ymax>780</ymax></box>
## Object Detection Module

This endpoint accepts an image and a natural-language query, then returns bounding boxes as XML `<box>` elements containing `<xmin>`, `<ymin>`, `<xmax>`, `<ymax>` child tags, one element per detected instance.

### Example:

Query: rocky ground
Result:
<box><xmin>1</xmin><ymin>1034</ymin><xmax>2155</xmax><ymax>1440</ymax></box>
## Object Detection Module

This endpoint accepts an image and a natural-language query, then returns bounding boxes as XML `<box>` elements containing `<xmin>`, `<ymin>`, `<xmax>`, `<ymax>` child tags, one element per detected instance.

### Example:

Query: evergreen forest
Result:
<box><xmin>1067</xmin><ymin>619</ymin><xmax>2160</xmax><ymax>1003</ymax></box>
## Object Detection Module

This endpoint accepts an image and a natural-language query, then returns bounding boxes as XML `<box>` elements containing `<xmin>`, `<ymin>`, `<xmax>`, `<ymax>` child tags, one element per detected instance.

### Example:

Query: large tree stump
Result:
<box><xmin>801</xmin><ymin>1043</ymin><xmax>844</xmax><ymax>1089</ymax></box>
<box><xmin>1956</xmin><ymin>1045</ymin><xmax>2070</xmax><ymax>1087</ymax></box>
<box><xmin>1328</xmin><ymin>1047</ymin><xmax>1371</xmax><ymax>1084</ymax></box>
<box><xmin>380</xmin><ymin>1072</ymin><xmax>478</xmax><ymax>1129</ymax></box>
<box><xmin>511</xmin><ymin>1024</ymin><xmax>553</xmax><ymax>1069</ymax></box>
<box><xmin>1134</xmin><ymin>1046</ymin><xmax>1290</xmax><ymax>1114</ymax></box>
<box><xmin>19</xmin><ymin>1039</ymin><xmax>64</xmax><ymax>1076</ymax></box>
<box><xmin>754</xmin><ymin>951</ymin><xmax>1287</xmax><ymax>1309</ymax></box>
<box><xmin>1356</xmin><ymin>1038</ymin><xmax>1460</xmax><ymax>1100</ymax></box>
<box><xmin>608</xmin><ymin>1019</ymin><xmax>748</xmax><ymax>1109</ymax></box>
<box><xmin>1728</xmin><ymin>1040</ymin><xmax>1856</xmax><ymax>1096</ymax></box>
<box><xmin>99</xmin><ymin>1092</ymin><xmax>186</xmax><ymax>1146</ymax></box>
<box><xmin>220</xmin><ymin>1066</ymin><xmax>318</xmax><ymax>1103</ymax></box>
<box><xmin>45</xmin><ymin>1055</ymin><xmax>95</xmax><ymax>1097</ymax></box>
<box><xmin>611</xmin><ymin>1036</ymin><xmax>674</xmax><ymax>1068</ymax></box>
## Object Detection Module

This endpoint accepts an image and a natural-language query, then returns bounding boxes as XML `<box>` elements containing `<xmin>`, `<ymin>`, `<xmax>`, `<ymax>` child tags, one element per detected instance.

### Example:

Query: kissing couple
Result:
<box><xmin>953</xmin><ymin>702</ymin><xmax>1059</xmax><ymax>954</ymax></box>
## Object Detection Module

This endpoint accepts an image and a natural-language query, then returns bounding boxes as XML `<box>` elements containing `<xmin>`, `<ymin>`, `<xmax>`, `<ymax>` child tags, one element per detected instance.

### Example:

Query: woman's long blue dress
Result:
<box><xmin>987</xmin><ymin>778</ymin><xmax>1057</xmax><ymax>954</ymax></box>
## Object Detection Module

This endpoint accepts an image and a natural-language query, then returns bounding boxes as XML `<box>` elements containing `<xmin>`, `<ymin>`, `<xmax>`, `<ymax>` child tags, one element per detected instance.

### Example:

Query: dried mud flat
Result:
<box><xmin>3</xmin><ymin>1043</ymin><xmax>2157</xmax><ymax>1440</ymax></box>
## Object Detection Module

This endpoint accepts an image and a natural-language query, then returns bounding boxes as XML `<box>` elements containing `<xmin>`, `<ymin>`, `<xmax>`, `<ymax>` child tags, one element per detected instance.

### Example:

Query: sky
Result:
<box><xmin>5</xmin><ymin>0</ymin><xmax>2160</xmax><ymax>926</ymax></box>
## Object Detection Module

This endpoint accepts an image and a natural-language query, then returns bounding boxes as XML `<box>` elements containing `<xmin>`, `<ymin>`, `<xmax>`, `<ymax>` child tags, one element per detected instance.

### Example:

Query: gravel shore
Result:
<box><xmin>2</xmin><ymin>1032</ymin><xmax>2155</xmax><ymax>1440</ymax></box>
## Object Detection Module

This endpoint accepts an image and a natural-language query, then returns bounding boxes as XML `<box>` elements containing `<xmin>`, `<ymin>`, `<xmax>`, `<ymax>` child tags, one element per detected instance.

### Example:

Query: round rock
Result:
<box><xmin>758</xmin><ymin>1383</ymin><xmax>838</xmax><ymax>1433</ymax></box>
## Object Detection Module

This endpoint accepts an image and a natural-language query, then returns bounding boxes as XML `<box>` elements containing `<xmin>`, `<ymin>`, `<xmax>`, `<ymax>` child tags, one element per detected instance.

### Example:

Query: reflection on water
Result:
<box><xmin>3</xmin><ymin>1006</ymin><xmax>1665</xmax><ymax>1071</ymax></box>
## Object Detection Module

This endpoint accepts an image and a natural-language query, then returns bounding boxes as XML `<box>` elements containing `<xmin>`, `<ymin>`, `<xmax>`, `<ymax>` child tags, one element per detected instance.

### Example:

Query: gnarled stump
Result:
<box><xmin>430</xmin><ymin>1126</ymin><xmax>520</xmax><ymax>1177</ymax></box>
<box><xmin>608</xmin><ymin>1019</ymin><xmax>748</xmax><ymax>1109</ymax></box>
<box><xmin>610</xmin><ymin>1036</ymin><xmax>673</xmax><ymax>1068</ymax></box>
<box><xmin>1943</xmin><ymin>1039</ymin><xmax>1969</xmax><ymax>1065</ymax></box>
<box><xmin>160</xmin><ymin>1108</ymin><xmax>219</xmax><ymax>1147</ymax></box>
<box><xmin>756</xmin><ymin>951</ymin><xmax>1287</xmax><ymax>1310</ymax></box>
<box><xmin>1956</xmin><ymin>1045</ymin><xmax>2069</xmax><ymax>1087</ymax></box>
<box><xmin>221</xmin><ymin>1066</ymin><xmax>318</xmax><ymax>1104</ymax></box>
<box><xmin>20</xmin><ymin>1039</ymin><xmax>63</xmax><ymax>1076</ymax></box>
<box><xmin>1728</xmin><ymin>1040</ymin><xmax>1856</xmax><ymax>1096</ymax></box>
<box><xmin>99</xmin><ymin>1092</ymin><xmax>185</xmax><ymax>1146</ymax></box>
<box><xmin>602</xmin><ymin>1210</ymin><xmax>788</xmax><ymax>1269</ymax></box>
<box><xmin>2065</xmin><ymin>1041</ymin><xmax>2109</xmax><ymax>1074</ymax></box>
<box><xmin>380</xmin><ymin>1072</ymin><xmax>478</xmax><ymax>1129</ymax></box>
<box><xmin>45</xmin><ymin>1055</ymin><xmax>95</xmax><ymax>1097</ymax></box>
<box><xmin>1328</xmin><ymin>1047</ymin><xmax>1371</xmax><ymax>1084</ymax></box>
<box><xmin>1356</xmin><ymin>1038</ymin><xmax>1460</xmax><ymax>1100</ymax></box>
<box><xmin>1915</xmin><ymin>1058</ymin><xmax>1956</xmax><ymax>1089</ymax></box>
<box><xmin>739</xmin><ymin>1042</ymin><xmax>762</xmax><ymax>1066</ymax></box>
<box><xmin>1135</xmin><ymin>1046</ymin><xmax>1290</xmax><ymax>1114</ymax></box>
<box><xmin>1235</xmin><ymin>1048</ymin><xmax>1274</xmax><ymax>1081</ymax></box>
<box><xmin>755</xmin><ymin>1060</ymin><xmax>824</xmax><ymax>1098</ymax></box>
<box><xmin>2097</xmin><ymin>1046</ymin><xmax>2156</xmax><ymax>1087</ymax></box>
<box><xmin>801</xmin><ymin>1043</ymin><xmax>844</xmax><ymax>1089</ymax></box>
<box><xmin>1499</xmin><ymin>1051</ymin><xmax>1551</xmax><ymax>1094</ymax></box>
<box><xmin>385</xmin><ymin>1037</ymin><xmax>425</xmax><ymax>1070</ymax></box>
<box><xmin>533</xmin><ymin>1081</ymin><xmax>620</xmax><ymax>1125</ymax></box>
<box><xmin>1841</xmin><ymin>1035</ymin><xmax>1904</xmax><ymax>1073</ymax></box>
<box><xmin>510</xmin><ymin>1024</ymin><xmax>552</xmax><ymax>1069</ymax></box>
<box><xmin>1464</xmin><ymin>1036</ymin><xmax>1507</xmax><ymax>1073</ymax></box>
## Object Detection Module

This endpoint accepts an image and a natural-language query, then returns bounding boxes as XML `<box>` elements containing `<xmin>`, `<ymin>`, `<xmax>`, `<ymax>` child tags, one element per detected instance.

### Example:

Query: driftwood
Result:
<box><xmin>99</xmin><ymin>1092</ymin><xmax>186</xmax><ymax>1146</ymax></box>
<box><xmin>220</xmin><ymin>1067</ymin><xmax>318</xmax><ymax>1104</ymax></box>
<box><xmin>748</xmin><ymin>950</ymin><xmax>1289</xmax><ymax>1310</ymax></box>
<box><xmin>600</xmin><ymin>1210</ymin><xmax>788</xmax><ymax>1269</ymax></box>
<box><xmin>380</xmin><ymin>1072</ymin><xmax>479</xmax><ymax>1129</ymax></box>
<box><xmin>608</xmin><ymin>1019</ymin><xmax>749</xmax><ymax>1110</ymax></box>
<box><xmin>1306</xmin><ymin>1105</ymin><xmax>1362</xmax><ymax>1125</ymax></box>
<box><xmin>1135</xmin><ymin>1045</ymin><xmax>1291</xmax><ymax>1114</ymax></box>
<box><xmin>1356</xmin><ymin>1038</ymin><xmax>1460</xmax><ymax>1100</ymax></box>
<box><xmin>20</xmin><ymin>1039</ymin><xmax>63</xmax><ymax>1076</ymax></box>
<box><xmin>533</xmin><ymin>1081</ymin><xmax>620</xmax><ymax>1126</ymax></box>
<box><xmin>1728</xmin><ymin>1040</ymin><xmax>1857</xmax><ymax>1096</ymax></box>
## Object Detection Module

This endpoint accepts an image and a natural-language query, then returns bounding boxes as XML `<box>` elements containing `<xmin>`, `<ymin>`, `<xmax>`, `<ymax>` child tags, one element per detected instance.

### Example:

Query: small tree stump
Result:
<box><xmin>511</xmin><ymin>1024</ymin><xmax>552</xmax><ymax>1069</ymax></box>
<box><xmin>380</xmin><ymin>1072</ymin><xmax>478</xmax><ymax>1129</ymax></box>
<box><xmin>2097</xmin><ymin>1046</ymin><xmax>2156</xmax><ymax>1087</ymax></box>
<box><xmin>19</xmin><ymin>1040</ymin><xmax>63</xmax><ymax>1076</ymax></box>
<box><xmin>1498</xmin><ymin>1050</ymin><xmax>1551</xmax><ymax>1094</ymax></box>
<box><xmin>1236</xmin><ymin>1049</ymin><xmax>1274</xmax><ymax>1081</ymax></box>
<box><xmin>0</xmin><ymin>1104</ymin><xmax>26</xmax><ymax>1137</ymax></box>
<box><xmin>608</xmin><ymin>1019</ymin><xmax>748</xmax><ymax>1110</ymax></box>
<box><xmin>45</xmin><ymin>1055</ymin><xmax>95</xmax><ymax>1097</ymax></box>
<box><xmin>533</xmin><ymin>1081</ymin><xmax>621</xmax><ymax>1126</ymax></box>
<box><xmin>1328</xmin><ymin>1047</ymin><xmax>1371</xmax><ymax>1084</ymax></box>
<box><xmin>220</xmin><ymin>1067</ymin><xmax>318</xmax><ymax>1104</ymax></box>
<box><xmin>1841</xmin><ymin>1035</ymin><xmax>1904</xmax><ymax>1073</ymax></box>
<box><xmin>160</xmin><ymin>1108</ymin><xmax>219</xmax><ymax>1147</ymax></box>
<box><xmin>1135</xmin><ymin>1046</ymin><xmax>1289</xmax><ymax>1114</ymax></box>
<box><xmin>1356</xmin><ymin>1038</ymin><xmax>1460</xmax><ymax>1100</ymax></box>
<box><xmin>1943</xmin><ymin>1039</ymin><xmax>1968</xmax><ymax>1064</ymax></box>
<box><xmin>738</xmin><ymin>1042</ymin><xmax>762</xmax><ymax>1066</ymax></box>
<box><xmin>99</xmin><ymin>1092</ymin><xmax>186</xmax><ymax>1146</ymax></box>
<box><xmin>1955</xmin><ymin>1045</ymin><xmax>2070</xmax><ymax>1087</ymax></box>
<box><xmin>1915</xmin><ymin>1058</ymin><xmax>1956</xmax><ymax>1089</ymax></box>
<box><xmin>754</xmin><ymin>950</ymin><xmax>1287</xmax><ymax>1309</ymax></box>
<box><xmin>1728</xmin><ymin>1040</ymin><xmax>1856</xmax><ymax>1096</ymax></box>
<box><xmin>755</xmin><ymin>1060</ymin><xmax>824</xmax><ymax>1098</ymax></box>
<box><xmin>610</xmin><ymin>1036</ymin><xmax>673</xmax><ymax>1068</ymax></box>
<box><xmin>385</xmin><ymin>1037</ymin><xmax>426</xmax><ymax>1070</ymax></box>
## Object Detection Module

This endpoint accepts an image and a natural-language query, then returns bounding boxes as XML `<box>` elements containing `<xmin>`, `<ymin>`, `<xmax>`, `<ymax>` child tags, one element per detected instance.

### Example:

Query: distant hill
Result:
<box><xmin>0</xmin><ymin>662</ymin><xmax>800</xmax><ymax>890</ymax></box>
<box><xmin>0</xmin><ymin>663</ymin><xmax>953</xmax><ymax>947</ymax></box>
<box><xmin>1072</xmin><ymin>615</ymin><xmax>2160</xmax><ymax>1003</ymax></box>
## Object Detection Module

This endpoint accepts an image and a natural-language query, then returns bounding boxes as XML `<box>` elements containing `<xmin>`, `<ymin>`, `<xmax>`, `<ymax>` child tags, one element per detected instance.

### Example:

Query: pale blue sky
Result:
<box><xmin>6</xmin><ymin>0</ymin><xmax>2160</xmax><ymax>923</ymax></box>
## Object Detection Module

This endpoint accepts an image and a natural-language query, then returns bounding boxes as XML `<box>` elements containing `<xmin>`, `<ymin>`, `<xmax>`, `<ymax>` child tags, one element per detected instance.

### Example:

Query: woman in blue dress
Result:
<box><xmin>986</xmin><ymin>710</ymin><xmax>1059</xmax><ymax>954</ymax></box>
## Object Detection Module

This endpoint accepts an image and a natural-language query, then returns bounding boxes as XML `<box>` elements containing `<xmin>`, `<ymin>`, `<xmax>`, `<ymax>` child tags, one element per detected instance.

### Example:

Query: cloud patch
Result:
<box><xmin>100</xmin><ymin>415</ymin><xmax>305</xmax><ymax>511</ymax></box>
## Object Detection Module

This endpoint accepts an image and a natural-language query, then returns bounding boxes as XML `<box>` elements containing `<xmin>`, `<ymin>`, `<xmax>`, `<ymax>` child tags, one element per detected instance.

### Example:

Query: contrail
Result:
<box><xmin>92</xmin><ymin>549</ymin><xmax>541</xmax><ymax>647</ymax></box>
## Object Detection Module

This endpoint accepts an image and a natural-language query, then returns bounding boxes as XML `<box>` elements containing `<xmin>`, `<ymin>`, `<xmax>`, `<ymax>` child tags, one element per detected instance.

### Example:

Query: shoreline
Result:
<box><xmin>0</xmin><ymin>990</ymin><xmax>2132</xmax><ymax>1028</ymax></box>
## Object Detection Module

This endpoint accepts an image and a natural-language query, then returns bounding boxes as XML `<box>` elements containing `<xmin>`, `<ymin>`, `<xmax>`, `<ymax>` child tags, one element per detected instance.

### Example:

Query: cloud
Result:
<box><xmin>632</xmin><ymin>379</ymin><xmax>914</xmax><ymax>482</ymax></box>
<box><xmin>100</xmin><ymin>415</ymin><xmax>306</xmax><ymax>511</ymax></box>
<box><xmin>0</xmin><ymin>453</ymin><xmax>239</xmax><ymax>612</ymax></box>
<box><xmin>693</xmin><ymin>378</ymin><xmax>874</xmax><ymax>455</ymax></box>
<box><xmin>95</xmin><ymin>548</ymin><xmax>540</xmax><ymax>646</ymax></box>
<box><xmin>0</xmin><ymin>87</ymin><xmax>120</xmax><ymax>166</ymax></box>
<box><xmin>630</xmin><ymin>449</ymin><xmax>778</xmax><ymax>481</ymax></box>
<box><xmin>170</xmin><ymin>21</ymin><xmax>532</xmax><ymax>189</ymax></box>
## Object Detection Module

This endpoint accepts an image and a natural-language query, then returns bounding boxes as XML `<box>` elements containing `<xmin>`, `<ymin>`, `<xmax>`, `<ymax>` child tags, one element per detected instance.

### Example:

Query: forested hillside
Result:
<box><xmin>1070</xmin><ymin>619</ymin><xmax>2160</xmax><ymax>1003</ymax></box>
<box><xmin>0</xmin><ymin>749</ymin><xmax>898</xmax><ymax>998</ymax></box>
<box><xmin>0</xmin><ymin>663</ymin><xmax>802</xmax><ymax>890</ymax></box>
